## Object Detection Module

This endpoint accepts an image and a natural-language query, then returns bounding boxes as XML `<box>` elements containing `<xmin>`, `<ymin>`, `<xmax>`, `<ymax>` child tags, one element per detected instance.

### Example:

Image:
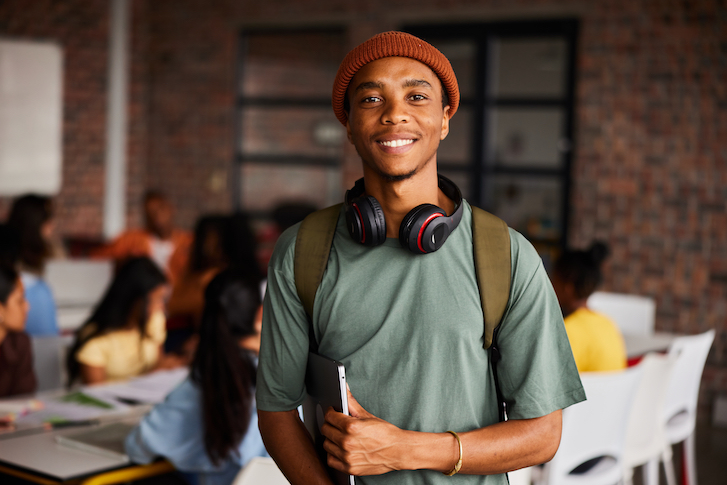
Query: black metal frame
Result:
<box><xmin>233</xmin><ymin>26</ymin><xmax>346</xmax><ymax>213</ymax></box>
<box><xmin>405</xmin><ymin>19</ymin><xmax>579</xmax><ymax>251</ymax></box>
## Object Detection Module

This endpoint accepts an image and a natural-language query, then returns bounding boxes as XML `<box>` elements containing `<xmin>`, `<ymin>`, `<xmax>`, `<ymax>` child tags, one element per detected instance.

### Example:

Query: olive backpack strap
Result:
<box><xmin>294</xmin><ymin>203</ymin><xmax>342</xmax><ymax>354</ymax></box>
<box><xmin>471</xmin><ymin>206</ymin><xmax>512</xmax><ymax>421</ymax></box>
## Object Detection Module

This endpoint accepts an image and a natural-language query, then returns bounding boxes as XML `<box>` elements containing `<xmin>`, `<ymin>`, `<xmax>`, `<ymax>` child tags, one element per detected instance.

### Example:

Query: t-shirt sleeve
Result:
<box><xmin>75</xmin><ymin>337</ymin><xmax>109</xmax><ymax>368</ymax></box>
<box><xmin>255</xmin><ymin>225</ymin><xmax>311</xmax><ymax>412</ymax></box>
<box><xmin>496</xmin><ymin>229</ymin><xmax>586</xmax><ymax>420</ymax></box>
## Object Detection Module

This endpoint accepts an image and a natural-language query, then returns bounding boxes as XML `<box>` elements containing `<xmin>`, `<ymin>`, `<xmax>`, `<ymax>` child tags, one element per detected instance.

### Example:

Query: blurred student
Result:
<box><xmin>92</xmin><ymin>191</ymin><xmax>192</xmax><ymax>285</ymax></box>
<box><xmin>125</xmin><ymin>270</ymin><xmax>268</xmax><ymax>485</ymax></box>
<box><xmin>551</xmin><ymin>242</ymin><xmax>627</xmax><ymax>372</ymax></box>
<box><xmin>6</xmin><ymin>194</ymin><xmax>60</xmax><ymax>336</ymax></box>
<box><xmin>66</xmin><ymin>257</ymin><xmax>179</xmax><ymax>385</ymax></box>
<box><xmin>0</xmin><ymin>264</ymin><xmax>36</xmax><ymax>397</ymax></box>
<box><xmin>166</xmin><ymin>213</ymin><xmax>262</xmax><ymax>356</ymax></box>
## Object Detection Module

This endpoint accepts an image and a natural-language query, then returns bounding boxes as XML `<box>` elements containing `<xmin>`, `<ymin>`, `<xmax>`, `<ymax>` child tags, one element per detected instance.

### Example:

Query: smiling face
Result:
<box><xmin>345</xmin><ymin>57</ymin><xmax>451</xmax><ymax>182</ymax></box>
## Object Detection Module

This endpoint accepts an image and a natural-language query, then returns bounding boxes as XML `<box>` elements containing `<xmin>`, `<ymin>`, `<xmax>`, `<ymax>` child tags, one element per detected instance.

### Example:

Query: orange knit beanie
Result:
<box><xmin>331</xmin><ymin>31</ymin><xmax>460</xmax><ymax>125</ymax></box>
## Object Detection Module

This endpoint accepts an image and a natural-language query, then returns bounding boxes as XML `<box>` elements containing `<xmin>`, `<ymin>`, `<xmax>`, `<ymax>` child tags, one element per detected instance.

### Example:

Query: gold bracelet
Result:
<box><xmin>444</xmin><ymin>430</ymin><xmax>463</xmax><ymax>476</ymax></box>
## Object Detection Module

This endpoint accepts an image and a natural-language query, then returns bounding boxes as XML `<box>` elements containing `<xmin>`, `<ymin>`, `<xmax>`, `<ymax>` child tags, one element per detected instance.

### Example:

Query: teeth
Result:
<box><xmin>380</xmin><ymin>139</ymin><xmax>414</xmax><ymax>148</ymax></box>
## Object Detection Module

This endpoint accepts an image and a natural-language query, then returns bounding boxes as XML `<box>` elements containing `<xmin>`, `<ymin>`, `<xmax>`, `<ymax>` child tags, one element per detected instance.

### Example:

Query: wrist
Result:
<box><xmin>400</xmin><ymin>430</ymin><xmax>461</xmax><ymax>473</ymax></box>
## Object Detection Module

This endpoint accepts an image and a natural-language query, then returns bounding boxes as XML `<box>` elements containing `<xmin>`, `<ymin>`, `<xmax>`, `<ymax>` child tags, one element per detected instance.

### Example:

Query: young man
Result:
<box><xmin>92</xmin><ymin>191</ymin><xmax>192</xmax><ymax>285</ymax></box>
<box><xmin>257</xmin><ymin>31</ymin><xmax>585</xmax><ymax>484</ymax></box>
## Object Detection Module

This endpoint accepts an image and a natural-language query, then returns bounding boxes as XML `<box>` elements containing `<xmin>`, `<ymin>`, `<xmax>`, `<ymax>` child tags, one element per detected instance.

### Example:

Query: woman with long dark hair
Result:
<box><xmin>0</xmin><ymin>264</ymin><xmax>35</xmax><ymax>397</ymax></box>
<box><xmin>550</xmin><ymin>241</ymin><xmax>627</xmax><ymax>372</ymax></box>
<box><xmin>125</xmin><ymin>269</ymin><xmax>268</xmax><ymax>485</ymax></box>
<box><xmin>7</xmin><ymin>194</ymin><xmax>59</xmax><ymax>336</ymax></box>
<box><xmin>67</xmin><ymin>257</ymin><xmax>171</xmax><ymax>385</ymax></box>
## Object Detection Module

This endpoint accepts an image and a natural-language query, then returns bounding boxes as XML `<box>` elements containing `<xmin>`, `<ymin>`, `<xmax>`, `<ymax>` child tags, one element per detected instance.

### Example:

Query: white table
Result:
<box><xmin>623</xmin><ymin>332</ymin><xmax>677</xmax><ymax>359</ymax></box>
<box><xmin>0</xmin><ymin>369</ymin><xmax>187</xmax><ymax>483</ymax></box>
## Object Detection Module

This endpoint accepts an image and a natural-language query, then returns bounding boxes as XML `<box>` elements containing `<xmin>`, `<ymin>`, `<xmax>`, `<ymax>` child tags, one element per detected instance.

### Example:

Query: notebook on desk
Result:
<box><xmin>54</xmin><ymin>422</ymin><xmax>133</xmax><ymax>462</ymax></box>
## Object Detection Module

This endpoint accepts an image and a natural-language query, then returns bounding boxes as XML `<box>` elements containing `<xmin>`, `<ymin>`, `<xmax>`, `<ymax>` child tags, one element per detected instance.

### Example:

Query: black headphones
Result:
<box><xmin>344</xmin><ymin>174</ymin><xmax>464</xmax><ymax>254</ymax></box>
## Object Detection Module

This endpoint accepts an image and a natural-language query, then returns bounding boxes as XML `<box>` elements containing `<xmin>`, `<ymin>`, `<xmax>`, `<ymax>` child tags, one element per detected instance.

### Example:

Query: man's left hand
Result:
<box><xmin>321</xmin><ymin>387</ymin><xmax>408</xmax><ymax>476</ymax></box>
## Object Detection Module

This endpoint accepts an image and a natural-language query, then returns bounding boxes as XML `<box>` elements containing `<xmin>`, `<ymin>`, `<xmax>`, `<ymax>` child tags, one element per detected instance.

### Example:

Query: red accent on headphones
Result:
<box><xmin>417</xmin><ymin>212</ymin><xmax>443</xmax><ymax>253</ymax></box>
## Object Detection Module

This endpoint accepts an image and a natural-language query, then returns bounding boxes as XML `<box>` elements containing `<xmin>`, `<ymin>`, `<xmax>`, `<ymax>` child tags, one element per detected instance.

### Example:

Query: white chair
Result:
<box><xmin>509</xmin><ymin>466</ymin><xmax>533</xmax><ymax>485</ymax></box>
<box><xmin>587</xmin><ymin>291</ymin><xmax>656</xmax><ymax>336</ymax></box>
<box><xmin>536</xmin><ymin>366</ymin><xmax>643</xmax><ymax>485</ymax></box>
<box><xmin>233</xmin><ymin>457</ymin><xmax>289</xmax><ymax>485</ymax></box>
<box><xmin>45</xmin><ymin>259</ymin><xmax>113</xmax><ymax>332</ymax></box>
<box><xmin>622</xmin><ymin>353</ymin><xmax>677</xmax><ymax>485</ymax></box>
<box><xmin>662</xmin><ymin>330</ymin><xmax>715</xmax><ymax>485</ymax></box>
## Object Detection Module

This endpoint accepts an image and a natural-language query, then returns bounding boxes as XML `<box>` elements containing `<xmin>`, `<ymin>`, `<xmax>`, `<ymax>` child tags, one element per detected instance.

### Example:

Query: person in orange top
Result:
<box><xmin>92</xmin><ymin>191</ymin><xmax>192</xmax><ymax>285</ymax></box>
<box><xmin>550</xmin><ymin>242</ymin><xmax>627</xmax><ymax>373</ymax></box>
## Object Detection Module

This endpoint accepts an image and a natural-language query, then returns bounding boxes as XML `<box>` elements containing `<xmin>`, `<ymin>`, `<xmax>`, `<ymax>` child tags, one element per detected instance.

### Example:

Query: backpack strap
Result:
<box><xmin>471</xmin><ymin>206</ymin><xmax>512</xmax><ymax>349</ymax></box>
<box><xmin>471</xmin><ymin>206</ymin><xmax>512</xmax><ymax>422</ymax></box>
<box><xmin>294</xmin><ymin>203</ymin><xmax>342</xmax><ymax>353</ymax></box>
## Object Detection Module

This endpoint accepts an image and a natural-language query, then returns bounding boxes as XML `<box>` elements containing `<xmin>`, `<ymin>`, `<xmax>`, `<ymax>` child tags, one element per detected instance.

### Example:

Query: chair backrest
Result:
<box><xmin>31</xmin><ymin>334</ymin><xmax>74</xmax><ymax>392</ymax></box>
<box><xmin>44</xmin><ymin>259</ymin><xmax>113</xmax><ymax>331</ymax></box>
<box><xmin>545</xmin><ymin>366</ymin><xmax>643</xmax><ymax>485</ymax></box>
<box><xmin>587</xmin><ymin>291</ymin><xmax>656</xmax><ymax>336</ymax></box>
<box><xmin>622</xmin><ymin>352</ymin><xmax>676</xmax><ymax>469</ymax></box>
<box><xmin>233</xmin><ymin>457</ymin><xmax>289</xmax><ymax>485</ymax></box>
<box><xmin>662</xmin><ymin>330</ymin><xmax>715</xmax><ymax>435</ymax></box>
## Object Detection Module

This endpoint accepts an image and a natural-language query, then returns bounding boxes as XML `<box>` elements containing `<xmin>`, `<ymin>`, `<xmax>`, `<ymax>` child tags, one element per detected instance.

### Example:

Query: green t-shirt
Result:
<box><xmin>257</xmin><ymin>201</ymin><xmax>585</xmax><ymax>484</ymax></box>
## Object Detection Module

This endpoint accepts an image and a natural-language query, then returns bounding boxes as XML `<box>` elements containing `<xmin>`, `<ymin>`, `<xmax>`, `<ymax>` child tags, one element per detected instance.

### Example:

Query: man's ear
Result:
<box><xmin>440</xmin><ymin>105</ymin><xmax>451</xmax><ymax>141</ymax></box>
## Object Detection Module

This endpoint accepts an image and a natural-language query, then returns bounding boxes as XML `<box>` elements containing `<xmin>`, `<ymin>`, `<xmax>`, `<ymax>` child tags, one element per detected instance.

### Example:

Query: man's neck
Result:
<box><xmin>362</xmin><ymin>167</ymin><xmax>454</xmax><ymax>239</ymax></box>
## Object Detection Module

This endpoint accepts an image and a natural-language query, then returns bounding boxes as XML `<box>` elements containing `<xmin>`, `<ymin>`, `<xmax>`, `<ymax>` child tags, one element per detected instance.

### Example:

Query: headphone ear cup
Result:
<box><xmin>399</xmin><ymin>204</ymin><xmax>446</xmax><ymax>254</ymax></box>
<box><xmin>345</xmin><ymin>196</ymin><xmax>386</xmax><ymax>246</ymax></box>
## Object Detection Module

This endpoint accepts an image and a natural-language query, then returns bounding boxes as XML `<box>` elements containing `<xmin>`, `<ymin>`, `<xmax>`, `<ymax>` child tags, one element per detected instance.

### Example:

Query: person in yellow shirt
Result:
<box><xmin>66</xmin><ymin>257</ymin><xmax>182</xmax><ymax>385</ymax></box>
<box><xmin>550</xmin><ymin>242</ymin><xmax>627</xmax><ymax>372</ymax></box>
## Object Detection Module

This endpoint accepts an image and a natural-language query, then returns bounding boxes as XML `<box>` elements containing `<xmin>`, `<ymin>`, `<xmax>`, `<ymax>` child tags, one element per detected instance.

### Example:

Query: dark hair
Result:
<box><xmin>144</xmin><ymin>189</ymin><xmax>168</xmax><ymax>204</ymax></box>
<box><xmin>189</xmin><ymin>215</ymin><xmax>229</xmax><ymax>273</ymax></box>
<box><xmin>7</xmin><ymin>194</ymin><xmax>53</xmax><ymax>272</ymax></box>
<box><xmin>190</xmin><ymin>270</ymin><xmax>261</xmax><ymax>465</ymax></box>
<box><xmin>0</xmin><ymin>224</ymin><xmax>20</xmax><ymax>270</ymax></box>
<box><xmin>66</xmin><ymin>257</ymin><xmax>167</xmax><ymax>385</ymax></box>
<box><xmin>188</xmin><ymin>213</ymin><xmax>262</xmax><ymax>283</ymax></box>
<box><xmin>554</xmin><ymin>242</ymin><xmax>610</xmax><ymax>300</ymax></box>
<box><xmin>0</xmin><ymin>265</ymin><xmax>19</xmax><ymax>304</ymax></box>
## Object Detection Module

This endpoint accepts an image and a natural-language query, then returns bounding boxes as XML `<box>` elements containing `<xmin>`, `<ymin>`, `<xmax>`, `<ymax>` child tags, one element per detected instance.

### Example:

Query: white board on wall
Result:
<box><xmin>0</xmin><ymin>39</ymin><xmax>63</xmax><ymax>196</ymax></box>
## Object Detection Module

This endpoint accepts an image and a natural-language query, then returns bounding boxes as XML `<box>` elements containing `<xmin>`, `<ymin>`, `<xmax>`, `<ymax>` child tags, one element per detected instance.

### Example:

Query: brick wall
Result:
<box><xmin>1</xmin><ymin>0</ymin><xmax>725</xmax><ymax>417</ymax></box>
<box><xmin>0</xmin><ymin>0</ymin><xmax>110</xmax><ymax>237</ymax></box>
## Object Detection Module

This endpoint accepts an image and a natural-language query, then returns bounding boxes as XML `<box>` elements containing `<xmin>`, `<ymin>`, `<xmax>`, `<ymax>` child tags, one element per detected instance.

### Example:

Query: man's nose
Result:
<box><xmin>381</xmin><ymin>98</ymin><xmax>409</xmax><ymax>124</ymax></box>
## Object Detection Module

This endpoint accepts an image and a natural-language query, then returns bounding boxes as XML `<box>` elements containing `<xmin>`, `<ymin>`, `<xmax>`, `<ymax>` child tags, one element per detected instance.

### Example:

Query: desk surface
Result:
<box><xmin>623</xmin><ymin>332</ymin><xmax>677</xmax><ymax>358</ymax></box>
<box><xmin>0</xmin><ymin>417</ymin><xmax>137</xmax><ymax>481</ymax></box>
<box><xmin>0</xmin><ymin>369</ymin><xmax>187</xmax><ymax>482</ymax></box>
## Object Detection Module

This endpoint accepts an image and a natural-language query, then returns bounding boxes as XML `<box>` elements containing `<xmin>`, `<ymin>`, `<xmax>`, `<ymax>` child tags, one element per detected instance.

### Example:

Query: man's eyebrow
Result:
<box><xmin>403</xmin><ymin>79</ymin><xmax>433</xmax><ymax>89</ymax></box>
<box><xmin>354</xmin><ymin>81</ymin><xmax>384</xmax><ymax>92</ymax></box>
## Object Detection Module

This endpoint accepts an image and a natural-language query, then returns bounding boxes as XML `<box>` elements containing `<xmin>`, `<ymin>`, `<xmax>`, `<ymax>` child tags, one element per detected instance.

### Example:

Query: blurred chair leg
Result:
<box><xmin>623</xmin><ymin>466</ymin><xmax>634</xmax><ymax>485</ymax></box>
<box><xmin>684</xmin><ymin>433</ymin><xmax>697</xmax><ymax>485</ymax></box>
<box><xmin>643</xmin><ymin>458</ymin><xmax>659</xmax><ymax>485</ymax></box>
<box><xmin>662</xmin><ymin>449</ymin><xmax>677</xmax><ymax>485</ymax></box>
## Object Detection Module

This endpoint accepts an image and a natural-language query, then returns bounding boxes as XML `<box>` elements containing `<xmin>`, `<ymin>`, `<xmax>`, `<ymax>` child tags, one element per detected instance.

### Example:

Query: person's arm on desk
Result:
<box><xmin>321</xmin><ymin>389</ymin><xmax>561</xmax><ymax>477</ymax></box>
<box><xmin>79</xmin><ymin>364</ymin><xmax>106</xmax><ymax>385</ymax></box>
<box><xmin>258</xmin><ymin>409</ymin><xmax>335</xmax><ymax>485</ymax></box>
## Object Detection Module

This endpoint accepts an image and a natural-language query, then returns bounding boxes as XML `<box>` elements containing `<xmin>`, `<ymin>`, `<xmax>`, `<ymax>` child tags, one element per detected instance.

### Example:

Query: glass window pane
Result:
<box><xmin>241</xmin><ymin>107</ymin><xmax>346</xmax><ymax>158</ymax></box>
<box><xmin>241</xmin><ymin>30</ymin><xmax>347</xmax><ymax>98</ymax></box>
<box><xmin>241</xmin><ymin>163</ymin><xmax>341</xmax><ymax>212</ymax></box>
<box><xmin>489</xmin><ymin>175</ymin><xmax>562</xmax><ymax>242</ymax></box>
<box><xmin>424</xmin><ymin>39</ymin><xmax>476</xmax><ymax>100</ymax></box>
<box><xmin>489</xmin><ymin>108</ymin><xmax>565</xmax><ymax>168</ymax></box>
<box><xmin>491</xmin><ymin>38</ymin><xmax>567</xmax><ymax>98</ymax></box>
<box><xmin>438</xmin><ymin>106</ymin><xmax>472</xmax><ymax>166</ymax></box>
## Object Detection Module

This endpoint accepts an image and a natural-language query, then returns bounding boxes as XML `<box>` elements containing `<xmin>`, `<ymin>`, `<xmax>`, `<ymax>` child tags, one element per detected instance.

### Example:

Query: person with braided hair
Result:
<box><xmin>550</xmin><ymin>242</ymin><xmax>627</xmax><ymax>372</ymax></box>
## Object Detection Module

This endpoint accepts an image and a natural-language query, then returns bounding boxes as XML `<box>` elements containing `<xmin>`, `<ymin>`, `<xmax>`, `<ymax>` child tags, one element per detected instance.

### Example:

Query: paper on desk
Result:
<box><xmin>13</xmin><ymin>394</ymin><xmax>127</xmax><ymax>426</ymax></box>
<box><xmin>82</xmin><ymin>368</ymin><xmax>188</xmax><ymax>405</ymax></box>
